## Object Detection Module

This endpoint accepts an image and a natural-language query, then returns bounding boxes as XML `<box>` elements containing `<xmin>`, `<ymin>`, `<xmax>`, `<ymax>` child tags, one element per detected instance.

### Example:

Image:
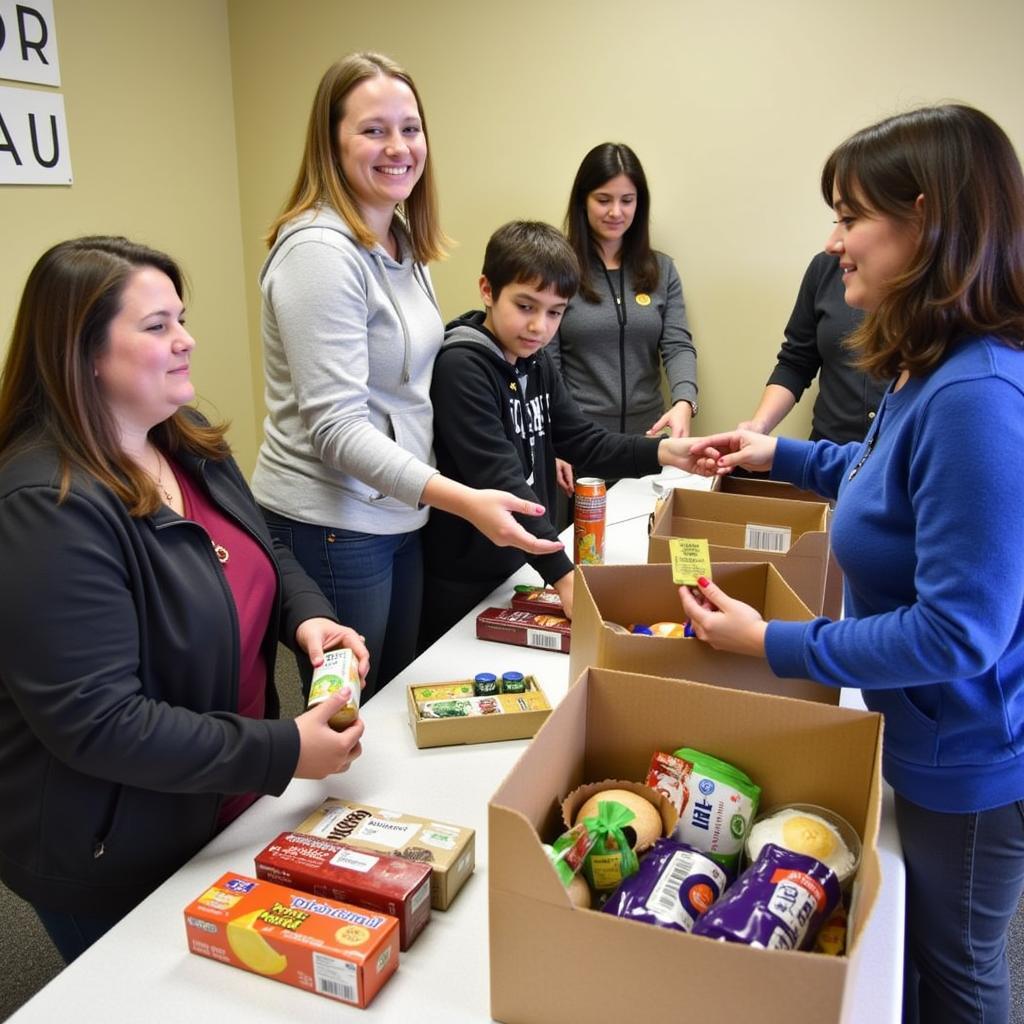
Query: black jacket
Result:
<box><xmin>424</xmin><ymin>312</ymin><xmax>661</xmax><ymax>585</ymax></box>
<box><xmin>0</xmin><ymin>437</ymin><xmax>336</xmax><ymax>915</ymax></box>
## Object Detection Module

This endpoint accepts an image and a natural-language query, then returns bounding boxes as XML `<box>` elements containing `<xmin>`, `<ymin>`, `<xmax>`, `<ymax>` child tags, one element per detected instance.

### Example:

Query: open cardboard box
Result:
<box><xmin>407</xmin><ymin>676</ymin><xmax>552</xmax><ymax>748</ymax></box>
<box><xmin>489</xmin><ymin>667</ymin><xmax>883</xmax><ymax>1024</ymax></box>
<box><xmin>571</xmin><ymin>561</ymin><xmax>837</xmax><ymax>705</ymax></box>
<box><xmin>648</xmin><ymin>487</ymin><xmax>842</xmax><ymax>620</ymax></box>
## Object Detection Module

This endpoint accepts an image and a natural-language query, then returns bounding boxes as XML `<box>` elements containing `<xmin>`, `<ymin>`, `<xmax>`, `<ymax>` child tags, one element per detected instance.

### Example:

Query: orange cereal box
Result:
<box><xmin>184</xmin><ymin>873</ymin><xmax>399</xmax><ymax>1008</ymax></box>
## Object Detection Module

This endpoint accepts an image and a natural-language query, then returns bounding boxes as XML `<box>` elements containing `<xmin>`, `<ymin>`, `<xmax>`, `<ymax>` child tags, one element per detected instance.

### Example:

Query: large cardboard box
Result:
<box><xmin>648</xmin><ymin>487</ymin><xmax>842</xmax><ymax>620</ymax></box>
<box><xmin>571</xmin><ymin>561</ymin><xmax>837</xmax><ymax>705</ymax></box>
<box><xmin>488</xmin><ymin>668</ymin><xmax>882</xmax><ymax>1024</ymax></box>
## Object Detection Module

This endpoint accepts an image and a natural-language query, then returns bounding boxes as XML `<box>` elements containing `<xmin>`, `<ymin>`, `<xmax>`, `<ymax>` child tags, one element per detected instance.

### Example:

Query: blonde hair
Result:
<box><xmin>266</xmin><ymin>52</ymin><xmax>449</xmax><ymax>264</ymax></box>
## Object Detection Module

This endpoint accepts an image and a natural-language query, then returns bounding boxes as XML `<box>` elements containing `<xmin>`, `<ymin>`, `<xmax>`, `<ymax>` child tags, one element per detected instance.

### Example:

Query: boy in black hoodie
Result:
<box><xmin>419</xmin><ymin>221</ymin><xmax>705</xmax><ymax>650</ymax></box>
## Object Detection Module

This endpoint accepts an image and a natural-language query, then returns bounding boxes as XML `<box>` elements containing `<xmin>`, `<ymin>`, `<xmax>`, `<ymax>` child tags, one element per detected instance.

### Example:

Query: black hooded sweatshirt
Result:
<box><xmin>423</xmin><ymin>310</ymin><xmax>662</xmax><ymax>587</ymax></box>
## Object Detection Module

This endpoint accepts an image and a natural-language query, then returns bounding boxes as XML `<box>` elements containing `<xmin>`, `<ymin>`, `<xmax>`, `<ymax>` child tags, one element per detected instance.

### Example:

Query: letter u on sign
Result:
<box><xmin>0</xmin><ymin>83</ymin><xmax>72</xmax><ymax>184</ymax></box>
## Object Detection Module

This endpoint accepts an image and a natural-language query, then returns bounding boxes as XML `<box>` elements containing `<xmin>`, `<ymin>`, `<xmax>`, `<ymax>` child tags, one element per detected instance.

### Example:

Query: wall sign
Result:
<box><xmin>0</xmin><ymin>1</ymin><xmax>69</xmax><ymax>185</ymax></box>
<box><xmin>0</xmin><ymin>83</ymin><xmax>70</xmax><ymax>183</ymax></box>
<box><xmin>0</xmin><ymin>0</ymin><xmax>59</xmax><ymax>86</ymax></box>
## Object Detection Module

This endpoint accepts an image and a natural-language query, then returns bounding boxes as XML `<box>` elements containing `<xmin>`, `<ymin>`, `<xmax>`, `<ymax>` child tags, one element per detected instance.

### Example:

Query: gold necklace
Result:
<box><xmin>148</xmin><ymin>449</ymin><xmax>229</xmax><ymax>565</ymax></box>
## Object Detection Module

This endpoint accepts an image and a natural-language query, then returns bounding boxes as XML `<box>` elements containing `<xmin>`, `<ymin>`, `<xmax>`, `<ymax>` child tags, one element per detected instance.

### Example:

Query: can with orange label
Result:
<box><xmin>573</xmin><ymin>477</ymin><xmax>607</xmax><ymax>564</ymax></box>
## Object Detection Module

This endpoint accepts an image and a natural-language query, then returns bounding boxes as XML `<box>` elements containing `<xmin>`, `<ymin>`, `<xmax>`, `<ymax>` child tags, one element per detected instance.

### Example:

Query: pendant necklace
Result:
<box><xmin>150</xmin><ymin>449</ymin><xmax>229</xmax><ymax>564</ymax></box>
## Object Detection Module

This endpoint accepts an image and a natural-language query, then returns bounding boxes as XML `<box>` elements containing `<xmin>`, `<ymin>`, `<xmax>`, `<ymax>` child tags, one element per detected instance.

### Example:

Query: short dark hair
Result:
<box><xmin>481</xmin><ymin>221</ymin><xmax>580</xmax><ymax>300</ymax></box>
<box><xmin>822</xmin><ymin>104</ymin><xmax>1024</xmax><ymax>378</ymax></box>
<box><xmin>564</xmin><ymin>142</ymin><xmax>659</xmax><ymax>302</ymax></box>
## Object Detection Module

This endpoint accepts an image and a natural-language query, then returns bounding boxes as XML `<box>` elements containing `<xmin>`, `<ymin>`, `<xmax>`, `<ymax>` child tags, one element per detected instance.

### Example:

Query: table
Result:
<box><xmin>9</xmin><ymin>471</ymin><xmax>903</xmax><ymax>1023</ymax></box>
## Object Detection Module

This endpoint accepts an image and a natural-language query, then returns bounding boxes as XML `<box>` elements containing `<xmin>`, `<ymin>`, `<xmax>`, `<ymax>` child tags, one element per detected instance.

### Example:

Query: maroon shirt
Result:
<box><xmin>173</xmin><ymin>462</ymin><xmax>276</xmax><ymax>826</ymax></box>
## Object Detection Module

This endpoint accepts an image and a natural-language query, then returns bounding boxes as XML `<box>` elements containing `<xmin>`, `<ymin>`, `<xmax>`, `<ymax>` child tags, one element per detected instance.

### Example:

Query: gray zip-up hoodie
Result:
<box><xmin>252</xmin><ymin>206</ymin><xmax>443</xmax><ymax>533</ymax></box>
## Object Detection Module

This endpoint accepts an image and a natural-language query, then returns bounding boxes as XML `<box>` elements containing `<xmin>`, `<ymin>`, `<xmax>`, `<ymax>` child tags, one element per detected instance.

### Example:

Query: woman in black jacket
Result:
<box><xmin>0</xmin><ymin>237</ymin><xmax>368</xmax><ymax>962</ymax></box>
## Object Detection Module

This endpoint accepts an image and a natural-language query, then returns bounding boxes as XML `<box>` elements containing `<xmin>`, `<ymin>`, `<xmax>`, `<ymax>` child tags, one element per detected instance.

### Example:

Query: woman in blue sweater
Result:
<box><xmin>681</xmin><ymin>105</ymin><xmax>1024</xmax><ymax>1024</ymax></box>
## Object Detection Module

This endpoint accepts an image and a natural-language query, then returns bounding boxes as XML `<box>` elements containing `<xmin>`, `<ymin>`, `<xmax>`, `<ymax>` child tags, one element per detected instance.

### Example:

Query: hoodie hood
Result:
<box><xmin>442</xmin><ymin>309</ymin><xmax>536</xmax><ymax>375</ymax></box>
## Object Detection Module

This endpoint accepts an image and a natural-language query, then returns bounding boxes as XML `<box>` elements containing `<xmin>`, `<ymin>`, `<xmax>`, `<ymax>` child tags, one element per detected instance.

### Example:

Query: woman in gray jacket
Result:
<box><xmin>253</xmin><ymin>53</ymin><xmax>559</xmax><ymax>699</ymax></box>
<box><xmin>549</xmin><ymin>143</ymin><xmax>698</xmax><ymax>455</ymax></box>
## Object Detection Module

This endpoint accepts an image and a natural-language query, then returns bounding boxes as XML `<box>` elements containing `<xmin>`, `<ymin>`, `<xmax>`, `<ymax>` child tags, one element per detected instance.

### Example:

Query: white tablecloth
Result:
<box><xmin>10</xmin><ymin>471</ymin><xmax>903</xmax><ymax>1023</ymax></box>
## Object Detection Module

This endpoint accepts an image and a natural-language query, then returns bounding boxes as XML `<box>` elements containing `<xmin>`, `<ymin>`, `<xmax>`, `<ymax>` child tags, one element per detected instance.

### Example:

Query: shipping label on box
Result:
<box><xmin>293</xmin><ymin>799</ymin><xmax>475</xmax><ymax>910</ymax></box>
<box><xmin>184</xmin><ymin>872</ymin><xmax>399</xmax><ymax>1008</ymax></box>
<box><xmin>254</xmin><ymin>832</ymin><xmax>432</xmax><ymax>950</ymax></box>
<box><xmin>487</xmin><ymin>667</ymin><xmax>883</xmax><ymax>1024</ymax></box>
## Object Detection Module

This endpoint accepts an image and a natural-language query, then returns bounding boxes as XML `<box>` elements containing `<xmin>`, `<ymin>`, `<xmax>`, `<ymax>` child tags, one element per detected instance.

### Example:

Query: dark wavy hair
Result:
<box><xmin>0</xmin><ymin>236</ymin><xmax>229</xmax><ymax>515</ymax></box>
<box><xmin>564</xmin><ymin>142</ymin><xmax>659</xmax><ymax>302</ymax></box>
<box><xmin>822</xmin><ymin>104</ymin><xmax>1024</xmax><ymax>379</ymax></box>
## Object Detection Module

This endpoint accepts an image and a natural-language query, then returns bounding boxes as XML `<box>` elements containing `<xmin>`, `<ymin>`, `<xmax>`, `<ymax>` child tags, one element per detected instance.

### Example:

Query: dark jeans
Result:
<box><xmin>32</xmin><ymin>904</ymin><xmax>121</xmax><ymax>963</ymax></box>
<box><xmin>418</xmin><ymin>573</ymin><xmax>504</xmax><ymax>654</ymax></box>
<box><xmin>896</xmin><ymin>792</ymin><xmax>1024</xmax><ymax>1024</ymax></box>
<box><xmin>261</xmin><ymin>508</ymin><xmax>423</xmax><ymax>702</ymax></box>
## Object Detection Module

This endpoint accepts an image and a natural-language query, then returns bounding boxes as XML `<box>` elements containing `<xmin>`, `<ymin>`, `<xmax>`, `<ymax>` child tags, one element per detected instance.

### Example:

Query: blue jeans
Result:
<box><xmin>261</xmin><ymin>509</ymin><xmax>423</xmax><ymax>702</ymax></box>
<box><xmin>32</xmin><ymin>904</ymin><xmax>121</xmax><ymax>963</ymax></box>
<box><xmin>896</xmin><ymin>792</ymin><xmax>1024</xmax><ymax>1024</ymax></box>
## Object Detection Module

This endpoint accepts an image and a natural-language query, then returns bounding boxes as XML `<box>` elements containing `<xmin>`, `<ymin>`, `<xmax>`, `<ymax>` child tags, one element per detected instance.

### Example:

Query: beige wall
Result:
<box><xmin>4</xmin><ymin>2</ymin><xmax>1024</xmax><ymax>477</ymax></box>
<box><xmin>0</xmin><ymin>0</ymin><xmax>259</xmax><ymax>466</ymax></box>
<box><xmin>228</xmin><ymin>0</ymin><xmax>1024</xmax><ymax>446</ymax></box>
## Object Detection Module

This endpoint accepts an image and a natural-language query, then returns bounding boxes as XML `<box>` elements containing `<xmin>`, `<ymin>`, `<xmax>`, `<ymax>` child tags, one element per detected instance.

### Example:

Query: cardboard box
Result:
<box><xmin>570</xmin><ymin>561</ymin><xmax>837</xmax><ymax>705</ymax></box>
<box><xmin>648</xmin><ymin>487</ymin><xmax>841</xmax><ymax>620</ymax></box>
<box><xmin>488</xmin><ymin>668</ymin><xmax>882</xmax><ymax>1024</ymax></box>
<box><xmin>711</xmin><ymin>476</ymin><xmax>845</xmax><ymax>618</ymax></box>
<box><xmin>184</xmin><ymin>872</ymin><xmax>399</xmax><ymax>1008</ymax></box>
<box><xmin>407</xmin><ymin>676</ymin><xmax>552</xmax><ymax>749</ymax></box>
<box><xmin>294</xmin><ymin>799</ymin><xmax>475</xmax><ymax>911</ymax></box>
<box><xmin>254</xmin><ymin>832</ymin><xmax>432</xmax><ymax>950</ymax></box>
<box><xmin>476</xmin><ymin>606</ymin><xmax>571</xmax><ymax>653</ymax></box>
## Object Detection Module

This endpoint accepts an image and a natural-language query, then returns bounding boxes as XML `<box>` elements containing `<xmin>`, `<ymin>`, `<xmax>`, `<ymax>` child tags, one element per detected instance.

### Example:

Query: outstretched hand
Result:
<box><xmin>469</xmin><ymin>489</ymin><xmax>564</xmax><ymax>554</ymax></box>
<box><xmin>686</xmin><ymin>430</ymin><xmax>779</xmax><ymax>475</ymax></box>
<box><xmin>678</xmin><ymin>576</ymin><xmax>768</xmax><ymax>657</ymax></box>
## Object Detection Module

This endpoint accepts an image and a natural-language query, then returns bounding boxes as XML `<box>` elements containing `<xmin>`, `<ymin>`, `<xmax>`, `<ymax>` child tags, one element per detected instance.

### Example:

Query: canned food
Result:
<box><xmin>573</xmin><ymin>477</ymin><xmax>607</xmax><ymax>565</ymax></box>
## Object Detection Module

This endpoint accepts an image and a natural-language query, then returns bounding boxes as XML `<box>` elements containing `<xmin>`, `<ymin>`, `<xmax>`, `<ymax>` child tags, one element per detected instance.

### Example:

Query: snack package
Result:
<box><xmin>546</xmin><ymin>823</ymin><xmax>596</xmax><ymax>885</ymax></box>
<box><xmin>308</xmin><ymin>649</ymin><xmax>361</xmax><ymax>729</ymax></box>
<box><xmin>184</xmin><ymin>873</ymin><xmax>399</xmax><ymax>1007</ymax></box>
<box><xmin>814</xmin><ymin>902</ymin><xmax>848</xmax><ymax>956</ymax></box>
<box><xmin>691</xmin><ymin>842</ymin><xmax>840</xmax><ymax>951</ymax></box>
<box><xmin>418</xmin><ymin>692</ymin><xmax>550</xmax><ymax>718</ymax></box>
<box><xmin>672</xmin><ymin>747</ymin><xmax>761</xmax><ymax>869</ymax></box>
<box><xmin>580</xmin><ymin>800</ymin><xmax>640</xmax><ymax>892</ymax></box>
<box><xmin>254</xmin><ymin>832</ymin><xmax>432</xmax><ymax>951</ymax></box>
<box><xmin>602</xmin><ymin>838</ymin><xmax>732</xmax><ymax>933</ymax></box>
<box><xmin>410</xmin><ymin>681</ymin><xmax>476</xmax><ymax>703</ymax></box>
<box><xmin>510</xmin><ymin>585</ymin><xmax>566</xmax><ymax>617</ymax></box>
<box><xmin>645</xmin><ymin>751</ymin><xmax>694</xmax><ymax>817</ymax></box>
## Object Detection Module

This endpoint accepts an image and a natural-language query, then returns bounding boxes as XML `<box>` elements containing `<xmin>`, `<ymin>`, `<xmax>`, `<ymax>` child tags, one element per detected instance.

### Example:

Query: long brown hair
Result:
<box><xmin>564</xmin><ymin>143</ymin><xmax>659</xmax><ymax>303</ymax></box>
<box><xmin>0</xmin><ymin>236</ymin><xmax>229</xmax><ymax>515</ymax></box>
<box><xmin>822</xmin><ymin>104</ymin><xmax>1024</xmax><ymax>379</ymax></box>
<box><xmin>266</xmin><ymin>52</ymin><xmax>448</xmax><ymax>264</ymax></box>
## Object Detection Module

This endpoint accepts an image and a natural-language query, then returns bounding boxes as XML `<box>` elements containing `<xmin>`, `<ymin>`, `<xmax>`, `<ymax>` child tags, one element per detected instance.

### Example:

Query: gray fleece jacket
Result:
<box><xmin>252</xmin><ymin>207</ymin><xmax>443</xmax><ymax>533</ymax></box>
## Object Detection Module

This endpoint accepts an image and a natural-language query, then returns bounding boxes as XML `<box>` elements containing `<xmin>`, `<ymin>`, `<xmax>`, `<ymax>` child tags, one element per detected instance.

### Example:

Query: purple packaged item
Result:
<box><xmin>602</xmin><ymin>838</ymin><xmax>732</xmax><ymax>933</ymax></box>
<box><xmin>691</xmin><ymin>842</ymin><xmax>840</xmax><ymax>951</ymax></box>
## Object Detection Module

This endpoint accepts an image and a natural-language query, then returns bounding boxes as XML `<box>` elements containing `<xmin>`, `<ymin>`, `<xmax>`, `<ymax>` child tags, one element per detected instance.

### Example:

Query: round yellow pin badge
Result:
<box><xmin>635</xmin><ymin>293</ymin><xmax>651</xmax><ymax>306</ymax></box>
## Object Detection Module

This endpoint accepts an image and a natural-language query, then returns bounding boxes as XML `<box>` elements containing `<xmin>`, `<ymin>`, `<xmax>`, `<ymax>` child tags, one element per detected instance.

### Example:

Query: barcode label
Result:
<box><xmin>646</xmin><ymin>851</ymin><xmax>693</xmax><ymax>926</ymax></box>
<box><xmin>745</xmin><ymin>523</ymin><xmax>792</xmax><ymax>553</ymax></box>
<box><xmin>312</xmin><ymin>952</ymin><xmax>358</xmax><ymax>1003</ymax></box>
<box><xmin>527</xmin><ymin>629</ymin><xmax>563</xmax><ymax>650</ymax></box>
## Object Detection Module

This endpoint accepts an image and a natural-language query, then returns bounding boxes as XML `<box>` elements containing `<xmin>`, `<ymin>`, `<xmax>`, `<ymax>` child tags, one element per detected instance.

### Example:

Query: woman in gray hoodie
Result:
<box><xmin>252</xmin><ymin>53</ymin><xmax>559</xmax><ymax>699</ymax></box>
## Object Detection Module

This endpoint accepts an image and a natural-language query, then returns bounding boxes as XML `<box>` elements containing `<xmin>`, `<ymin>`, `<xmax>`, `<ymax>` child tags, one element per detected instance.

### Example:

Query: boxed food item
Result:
<box><xmin>510</xmin><ymin>585</ymin><xmax>566</xmax><ymax>617</ymax></box>
<box><xmin>570</xmin><ymin>561</ymin><xmax>836</xmax><ymax>705</ymax></box>
<box><xmin>184</xmin><ymin>872</ymin><xmax>399</xmax><ymax>1008</ymax></box>
<box><xmin>407</xmin><ymin>676</ymin><xmax>552</xmax><ymax>748</ymax></box>
<box><xmin>476</xmin><ymin>606</ymin><xmax>571</xmax><ymax>654</ymax></box>
<box><xmin>254</xmin><ymin>832</ymin><xmax>432</xmax><ymax>950</ymax></box>
<box><xmin>488</xmin><ymin>667</ymin><xmax>882</xmax><ymax>1024</ymax></box>
<box><xmin>294</xmin><ymin>799</ymin><xmax>475</xmax><ymax>910</ymax></box>
<box><xmin>648</xmin><ymin>487</ymin><xmax>840</xmax><ymax>619</ymax></box>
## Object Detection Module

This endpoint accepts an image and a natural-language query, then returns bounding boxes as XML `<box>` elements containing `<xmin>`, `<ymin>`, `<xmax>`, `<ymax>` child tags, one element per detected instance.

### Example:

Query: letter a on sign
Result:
<box><xmin>0</xmin><ymin>84</ymin><xmax>72</xmax><ymax>184</ymax></box>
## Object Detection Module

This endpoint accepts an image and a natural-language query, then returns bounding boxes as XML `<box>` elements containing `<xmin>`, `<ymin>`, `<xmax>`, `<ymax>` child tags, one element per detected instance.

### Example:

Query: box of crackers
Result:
<box><xmin>475</xmin><ymin>606</ymin><xmax>571</xmax><ymax>654</ymax></box>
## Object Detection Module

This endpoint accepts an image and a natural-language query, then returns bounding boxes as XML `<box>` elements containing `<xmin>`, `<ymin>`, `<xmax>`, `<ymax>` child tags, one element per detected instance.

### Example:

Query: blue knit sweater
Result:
<box><xmin>765</xmin><ymin>337</ymin><xmax>1024</xmax><ymax>812</ymax></box>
